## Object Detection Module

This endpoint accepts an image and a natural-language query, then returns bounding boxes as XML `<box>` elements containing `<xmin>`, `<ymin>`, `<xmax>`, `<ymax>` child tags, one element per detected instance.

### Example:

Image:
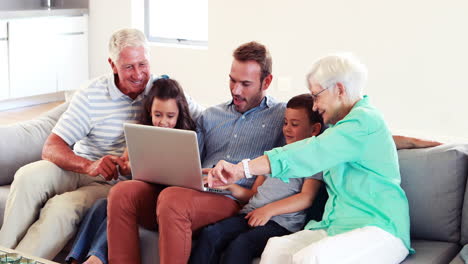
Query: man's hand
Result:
<box><xmin>245</xmin><ymin>207</ymin><xmax>273</xmax><ymax>227</ymax></box>
<box><xmin>85</xmin><ymin>155</ymin><xmax>125</xmax><ymax>181</ymax></box>
<box><xmin>207</xmin><ymin>160</ymin><xmax>245</xmax><ymax>188</ymax></box>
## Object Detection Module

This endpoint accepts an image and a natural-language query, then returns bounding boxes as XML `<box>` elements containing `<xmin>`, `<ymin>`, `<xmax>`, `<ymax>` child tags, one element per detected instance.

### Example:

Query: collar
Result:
<box><xmin>108</xmin><ymin>73</ymin><xmax>155</xmax><ymax>101</ymax></box>
<box><xmin>352</xmin><ymin>95</ymin><xmax>369</xmax><ymax>109</ymax></box>
<box><xmin>328</xmin><ymin>95</ymin><xmax>369</xmax><ymax>128</ymax></box>
<box><xmin>226</xmin><ymin>95</ymin><xmax>273</xmax><ymax>109</ymax></box>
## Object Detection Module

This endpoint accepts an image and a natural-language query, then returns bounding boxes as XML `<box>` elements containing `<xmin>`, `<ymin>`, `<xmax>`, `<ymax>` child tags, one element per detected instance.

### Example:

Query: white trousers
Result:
<box><xmin>0</xmin><ymin>160</ymin><xmax>112</xmax><ymax>259</ymax></box>
<box><xmin>260</xmin><ymin>226</ymin><xmax>409</xmax><ymax>264</ymax></box>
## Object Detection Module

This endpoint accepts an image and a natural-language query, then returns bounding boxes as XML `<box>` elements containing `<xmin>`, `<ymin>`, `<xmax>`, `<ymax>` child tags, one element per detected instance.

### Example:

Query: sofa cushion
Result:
<box><xmin>449</xmin><ymin>254</ymin><xmax>464</xmax><ymax>264</ymax></box>
<box><xmin>0</xmin><ymin>185</ymin><xmax>10</xmax><ymax>227</ymax></box>
<box><xmin>461</xmin><ymin>178</ymin><xmax>468</xmax><ymax>244</ymax></box>
<box><xmin>0</xmin><ymin>103</ymin><xmax>68</xmax><ymax>185</ymax></box>
<box><xmin>401</xmin><ymin>240</ymin><xmax>460</xmax><ymax>264</ymax></box>
<box><xmin>139</xmin><ymin>227</ymin><xmax>159</xmax><ymax>264</ymax></box>
<box><xmin>399</xmin><ymin>144</ymin><xmax>468</xmax><ymax>243</ymax></box>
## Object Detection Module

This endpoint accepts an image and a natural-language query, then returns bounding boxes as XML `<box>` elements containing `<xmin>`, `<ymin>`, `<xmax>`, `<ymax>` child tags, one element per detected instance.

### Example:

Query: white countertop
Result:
<box><xmin>0</xmin><ymin>8</ymin><xmax>88</xmax><ymax>19</ymax></box>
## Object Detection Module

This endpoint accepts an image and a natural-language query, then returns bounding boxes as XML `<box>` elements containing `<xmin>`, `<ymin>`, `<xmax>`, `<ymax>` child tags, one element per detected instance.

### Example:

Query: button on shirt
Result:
<box><xmin>197</xmin><ymin>95</ymin><xmax>285</xmax><ymax>189</ymax></box>
<box><xmin>265</xmin><ymin>96</ymin><xmax>413</xmax><ymax>253</ymax></box>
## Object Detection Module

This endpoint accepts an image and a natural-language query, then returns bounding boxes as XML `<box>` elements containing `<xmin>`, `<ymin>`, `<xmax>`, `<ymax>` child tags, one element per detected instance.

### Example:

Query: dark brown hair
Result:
<box><xmin>233</xmin><ymin>41</ymin><xmax>272</xmax><ymax>83</ymax></box>
<box><xmin>141</xmin><ymin>78</ymin><xmax>196</xmax><ymax>131</ymax></box>
<box><xmin>286</xmin><ymin>93</ymin><xmax>325</xmax><ymax>134</ymax></box>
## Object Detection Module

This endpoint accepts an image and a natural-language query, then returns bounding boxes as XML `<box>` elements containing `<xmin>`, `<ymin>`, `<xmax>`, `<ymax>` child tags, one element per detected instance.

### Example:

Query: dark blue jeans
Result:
<box><xmin>66</xmin><ymin>198</ymin><xmax>108</xmax><ymax>264</ymax></box>
<box><xmin>189</xmin><ymin>214</ymin><xmax>291</xmax><ymax>264</ymax></box>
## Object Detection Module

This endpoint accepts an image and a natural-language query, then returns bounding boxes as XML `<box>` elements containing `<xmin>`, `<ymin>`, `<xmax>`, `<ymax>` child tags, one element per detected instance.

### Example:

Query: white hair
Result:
<box><xmin>108</xmin><ymin>28</ymin><xmax>150</xmax><ymax>63</ymax></box>
<box><xmin>306</xmin><ymin>53</ymin><xmax>367</xmax><ymax>101</ymax></box>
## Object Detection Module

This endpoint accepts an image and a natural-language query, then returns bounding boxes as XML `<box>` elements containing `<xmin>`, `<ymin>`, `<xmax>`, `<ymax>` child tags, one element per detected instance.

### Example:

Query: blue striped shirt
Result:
<box><xmin>197</xmin><ymin>95</ymin><xmax>285</xmax><ymax>189</ymax></box>
<box><xmin>53</xmin><ymin>73</ymin><xmax>203</xmax><ymax>161</ymax></box>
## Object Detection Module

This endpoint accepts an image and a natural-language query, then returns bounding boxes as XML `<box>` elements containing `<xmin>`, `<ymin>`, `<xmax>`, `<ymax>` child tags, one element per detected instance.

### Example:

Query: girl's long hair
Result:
<box><xmin>141</xmin><ymin>78</ymin><xmax>196</xmax><ymax>131</ymax></box>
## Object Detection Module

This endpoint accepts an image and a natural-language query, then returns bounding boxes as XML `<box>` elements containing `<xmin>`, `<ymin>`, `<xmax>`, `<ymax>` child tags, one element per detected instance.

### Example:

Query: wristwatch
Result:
<box><xmin>242</xmin><ymin>159</ymin><xmax>252</xmax><ymax>179</ymax></box>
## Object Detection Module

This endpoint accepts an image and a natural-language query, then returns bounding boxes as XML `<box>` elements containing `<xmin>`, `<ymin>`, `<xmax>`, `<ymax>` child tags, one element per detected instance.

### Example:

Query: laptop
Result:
<box><xmin>123</xmin><ymin>123</ymin><xmax>231</xmax><ymax>195</ymax></box>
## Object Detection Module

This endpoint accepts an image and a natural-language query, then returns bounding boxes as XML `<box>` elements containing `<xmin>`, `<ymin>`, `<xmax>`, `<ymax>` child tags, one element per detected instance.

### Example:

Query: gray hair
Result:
<box><xmin>306</xmin><ymin>53</ymin><xmax>367</xmax><ymax>101</ymax></box>
<box><xmin>108</xmin><ymin>28</ymin><xmax>150</xmax><ymax>63</ymax></box>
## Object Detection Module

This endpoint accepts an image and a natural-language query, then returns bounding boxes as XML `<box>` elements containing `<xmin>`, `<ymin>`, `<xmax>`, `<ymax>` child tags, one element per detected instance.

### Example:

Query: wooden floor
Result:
<box><xmin>0</xmin><ymin>101</ymin><xmax>64</xmax><ymax>125</ymax></box>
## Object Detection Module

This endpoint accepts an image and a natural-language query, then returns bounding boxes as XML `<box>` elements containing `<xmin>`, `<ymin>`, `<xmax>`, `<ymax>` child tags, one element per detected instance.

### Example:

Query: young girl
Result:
<box><xmin>66</xmin><ymin>77</ymin><xmax>196</xmax><ymax>264</ymax></box>
<box><xmin>189</xmin><ymin>93</ymin><xmax>324</xmax><ymax>264</ymax></box>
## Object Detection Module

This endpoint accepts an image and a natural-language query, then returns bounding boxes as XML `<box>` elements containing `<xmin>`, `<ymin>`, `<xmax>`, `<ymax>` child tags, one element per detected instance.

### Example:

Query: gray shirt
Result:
<box><xmin>240</xmin><ymin>172</ymin><xmax>323</xmax><ymax>232</ymax></box>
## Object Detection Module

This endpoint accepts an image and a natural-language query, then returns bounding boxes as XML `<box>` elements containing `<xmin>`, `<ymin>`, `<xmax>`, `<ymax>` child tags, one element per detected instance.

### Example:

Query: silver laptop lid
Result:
<box><xmin>124</xmin><ymin>123</ymin><xmax>204</xmax><ymax>191</ymax></box>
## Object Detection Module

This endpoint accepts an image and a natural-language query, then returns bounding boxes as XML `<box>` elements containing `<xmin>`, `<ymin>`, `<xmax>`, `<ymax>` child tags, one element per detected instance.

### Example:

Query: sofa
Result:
<box><xmin>1</xmin><ymin>102</ymin><xmax>468</xmax><ymax>264</ymax></box>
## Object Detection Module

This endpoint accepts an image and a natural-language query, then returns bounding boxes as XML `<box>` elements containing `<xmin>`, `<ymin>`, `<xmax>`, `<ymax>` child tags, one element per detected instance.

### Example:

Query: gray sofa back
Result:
<box><xmin>399</xmin><ymin>144</ymin><xmax>468</xmax><ymax>243</ymax></box>
<box><xmin>0</xmin><ymin>102</ymin><xmax>69</xmax><ymax>185</ymax></box>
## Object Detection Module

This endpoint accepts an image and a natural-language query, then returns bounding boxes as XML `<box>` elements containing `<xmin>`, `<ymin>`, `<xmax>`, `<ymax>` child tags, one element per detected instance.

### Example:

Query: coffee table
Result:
<box><xmin>0</xmin><ymin>246</ymin><xmax>58</xmax><ymax>264</ymax></box>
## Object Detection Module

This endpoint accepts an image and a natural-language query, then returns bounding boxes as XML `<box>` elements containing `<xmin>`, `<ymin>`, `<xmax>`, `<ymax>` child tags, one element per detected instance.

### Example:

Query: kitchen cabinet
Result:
<box><xmin>56</xmin><ymin>16</ymin><xmax>88</xmax><ymax>92</ymax></box>
<box><xmin>8</xmin><ymin>17</ymin><xmax>58</xmax><ymax>98</ymax></box>
<box><xmin>0</xmin><ymin>20</ymin><xmax>8</xmax><ymax>100</ymax></box>
<box><xmin>7</xmin><ymin>15</ymin><xmax>88</xmax><ymax>99</ymax></box>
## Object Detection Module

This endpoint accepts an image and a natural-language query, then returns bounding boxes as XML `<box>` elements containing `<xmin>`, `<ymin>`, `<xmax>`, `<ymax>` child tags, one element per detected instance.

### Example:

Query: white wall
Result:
<box><xmin>88</xmin><ymin>0</ymin><xmax>468</xmax><ymax>141</ymax></box>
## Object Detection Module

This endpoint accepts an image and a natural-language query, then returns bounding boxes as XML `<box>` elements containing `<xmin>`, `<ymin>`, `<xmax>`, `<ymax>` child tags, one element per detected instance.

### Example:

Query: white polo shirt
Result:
<box><xmin>53</xmin><ymin>73</ymin><xmax>154</xmax><ymax>161</ymax></box>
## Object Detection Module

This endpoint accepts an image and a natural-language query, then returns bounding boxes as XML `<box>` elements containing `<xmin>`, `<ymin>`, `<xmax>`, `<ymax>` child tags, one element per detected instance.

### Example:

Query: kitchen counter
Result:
<box><xmin>0</xmin><ymin>8</ymin><xmax>87</xmax><ymax>19</ymax></box>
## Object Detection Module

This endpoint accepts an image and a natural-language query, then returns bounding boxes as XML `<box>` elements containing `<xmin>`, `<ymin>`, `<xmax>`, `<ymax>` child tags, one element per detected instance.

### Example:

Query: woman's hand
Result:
<box><xmin>207</xmin><ymin>160</ymin><xmax>245</xmax><ymax>187</ymax></box>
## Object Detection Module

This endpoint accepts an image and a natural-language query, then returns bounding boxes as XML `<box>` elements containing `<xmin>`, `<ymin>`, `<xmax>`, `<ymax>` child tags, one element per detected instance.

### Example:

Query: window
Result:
<box><xmin>144</xmin><ymin>0</ymin><xmax>208</xmax><ymax>47</ymax></box>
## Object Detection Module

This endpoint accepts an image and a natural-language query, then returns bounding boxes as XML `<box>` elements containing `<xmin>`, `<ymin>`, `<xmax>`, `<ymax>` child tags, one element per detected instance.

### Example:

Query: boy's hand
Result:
<box><xmin>245</xmin><ymin>207</ymin><xmax>273</xmax><ymax>227</ymax></box>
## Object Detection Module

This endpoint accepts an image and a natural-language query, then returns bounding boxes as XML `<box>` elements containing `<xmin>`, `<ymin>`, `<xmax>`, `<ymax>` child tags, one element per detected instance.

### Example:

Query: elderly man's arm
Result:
<box><xmin>392</xmin><ymin>135</ymin><xmax>442</xmax><ymax>150</ymax></box>
<box><xmin>42</xmin><ymin>133</ymin><xmax>124</xmax><ymax>180</ymax></box>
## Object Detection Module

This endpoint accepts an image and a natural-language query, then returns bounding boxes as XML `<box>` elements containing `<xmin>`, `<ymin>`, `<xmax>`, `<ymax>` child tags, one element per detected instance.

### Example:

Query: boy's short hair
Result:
<box><xmin>286</xmin><ymin>94</ymin><xmax>325</xmax><ymax>133</ymax></box>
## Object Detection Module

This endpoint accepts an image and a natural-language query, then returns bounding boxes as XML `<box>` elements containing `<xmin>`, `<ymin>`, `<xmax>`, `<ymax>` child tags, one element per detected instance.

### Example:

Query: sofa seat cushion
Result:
<box><xmin>0</xmin><ymin>184</ymin><xmax>10</xmax><ymax>227</ymax></box>
<box><xmin>449</xmin><ymin>254</ymin><xmax>464</xmax><ymax>264</ymax></box>
<box><xmin>398</xmin><ymin>144</ymin><xmax>468</xmax><ymax>242</ymax></box>
<box><xmin>139</xmin><ymin>227</ymin><xmax>159</xmax><ymax>264</ymax></box>
<box><xmin>401</xmin><ymin>240</ymin><xmax>460</xmax><ymax>264</ymax></box>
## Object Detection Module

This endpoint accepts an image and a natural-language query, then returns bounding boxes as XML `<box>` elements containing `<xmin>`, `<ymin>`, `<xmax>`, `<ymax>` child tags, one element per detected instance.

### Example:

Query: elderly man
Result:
<box><xmin>0</xmin><ymin>28</ymin><xmax>202</xmax><ymax>260</ymax></box>
<box><xmin>208</xmin><ymin>53</ymin><xmax>414</xmax><ymax>264</ymax></box>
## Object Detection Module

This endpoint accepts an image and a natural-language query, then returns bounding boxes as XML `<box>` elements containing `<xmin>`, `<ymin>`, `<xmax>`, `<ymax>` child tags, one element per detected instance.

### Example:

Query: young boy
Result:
<box><xmin>189</xmin><ymin>93</ymin><xmax>324</xmax><ymax>264</ymax></box>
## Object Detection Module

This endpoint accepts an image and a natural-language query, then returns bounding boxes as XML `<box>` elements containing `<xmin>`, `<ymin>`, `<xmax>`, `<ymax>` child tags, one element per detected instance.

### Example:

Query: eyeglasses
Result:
<box><xmin>310</xmin><ymin>86</ymin><xmax>330</xmax><ymax>100</ymax></box>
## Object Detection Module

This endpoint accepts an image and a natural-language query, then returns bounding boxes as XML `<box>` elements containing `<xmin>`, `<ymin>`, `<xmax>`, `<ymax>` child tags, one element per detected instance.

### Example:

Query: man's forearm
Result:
<box><xmin>42</xmin><ymin>134</ymin><xmax>92</xmax><ymax>174</ymax></box>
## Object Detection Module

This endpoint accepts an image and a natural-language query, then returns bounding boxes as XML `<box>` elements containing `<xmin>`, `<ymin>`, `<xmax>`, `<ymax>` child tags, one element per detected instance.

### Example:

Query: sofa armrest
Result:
<box><xmin>0</xmin><ymin>102</ymin><xmax>69</xmax><ymax>185</ymax></box>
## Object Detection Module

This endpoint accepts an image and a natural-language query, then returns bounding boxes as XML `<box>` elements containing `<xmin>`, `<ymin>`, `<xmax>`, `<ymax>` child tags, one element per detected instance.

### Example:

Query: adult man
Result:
<box><xmin>107</xmin><ymin>41</ymin><xmax>286</xmax><ymax>264</ymax></box>
<box><xmin>208</xmin><ymin>53</ymin><xmax>413</xmax><ymax>264</ymax></box>
<box><xmin>0</xmin><ymin>28</ymin><xmax>202</xmax><ymax>260</ymax></box>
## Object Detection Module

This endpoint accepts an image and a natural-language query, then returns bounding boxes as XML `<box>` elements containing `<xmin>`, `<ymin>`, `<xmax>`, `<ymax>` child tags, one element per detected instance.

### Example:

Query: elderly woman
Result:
<box><xmin>207</xmin><ymin>53</ymin><xmax>413</xmax><ymax>264</ymax></box>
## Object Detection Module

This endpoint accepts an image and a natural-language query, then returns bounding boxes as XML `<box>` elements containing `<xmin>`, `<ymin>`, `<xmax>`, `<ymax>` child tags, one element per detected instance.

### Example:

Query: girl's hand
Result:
<box><xmin>118</xmin><ymin>155</ymin><xmax>132</xmax><ymax>176</ymax></box>
<box><xmin>245</xmin><ymin>207</ymin><xmax>273</xmax><ymax>227</ymax></box>
<box><xmin>118</xmin><ymin>159</ymin><xmax>132</xmax><ymax>176</ymax></box>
